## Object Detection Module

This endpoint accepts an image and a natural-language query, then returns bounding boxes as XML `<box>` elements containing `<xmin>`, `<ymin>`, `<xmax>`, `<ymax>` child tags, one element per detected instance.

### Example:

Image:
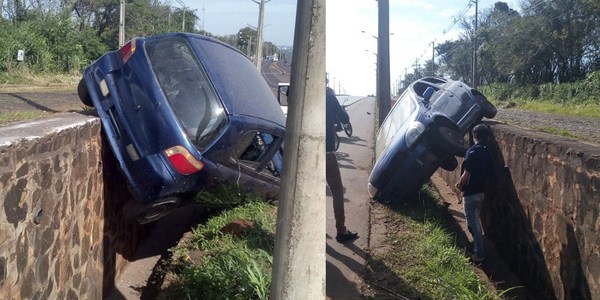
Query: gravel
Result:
<box><xmin>494</xmin><ymin>108</ymin><xmax>600</xmax><ymax>145</ymax></box>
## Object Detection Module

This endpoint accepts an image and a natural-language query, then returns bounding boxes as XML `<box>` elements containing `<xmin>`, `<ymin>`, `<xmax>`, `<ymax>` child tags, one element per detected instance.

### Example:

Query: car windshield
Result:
<box><xmin>145</xmin><ymin>36</ymin><xmax>227</xmax><ymax>151</ymax></box>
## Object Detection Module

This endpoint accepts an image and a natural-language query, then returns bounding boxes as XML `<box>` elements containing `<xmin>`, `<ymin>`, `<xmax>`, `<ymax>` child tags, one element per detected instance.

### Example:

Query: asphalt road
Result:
<box><xmin>0</xmin><ymin>61</ymin><xmax>290</xmax><ymax>117</ymax></box>
<box><xmin>326</xmin><ymin>96</ymin><xmax>375</xmax><ymax>299</ymax></box>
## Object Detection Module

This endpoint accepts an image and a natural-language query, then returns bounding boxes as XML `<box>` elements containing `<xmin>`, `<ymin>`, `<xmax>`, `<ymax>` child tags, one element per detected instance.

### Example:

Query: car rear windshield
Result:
<box><xmin>145</xmin><ymin>36</ymin><xmax>227</xmax><ymax>151</ymax></box>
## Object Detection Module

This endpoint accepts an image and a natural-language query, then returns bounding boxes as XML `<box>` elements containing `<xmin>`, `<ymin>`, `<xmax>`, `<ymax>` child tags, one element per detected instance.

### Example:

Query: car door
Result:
<box><xmin>225</xmin><ymin>131</ymin><xmax>283</xmax><ymax>197</ymax></box>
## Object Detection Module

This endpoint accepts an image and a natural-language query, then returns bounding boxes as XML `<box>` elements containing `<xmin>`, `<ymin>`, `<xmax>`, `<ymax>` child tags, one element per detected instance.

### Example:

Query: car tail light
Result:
<box><xmin>120</xmin><ymin>39</ymin><xmax>137</xmax><ymax>63</ymax></box>
<box><xmin>164</xmin><ymin>145</ymin><xmax>204</xmax><ymax>175</ymax></box>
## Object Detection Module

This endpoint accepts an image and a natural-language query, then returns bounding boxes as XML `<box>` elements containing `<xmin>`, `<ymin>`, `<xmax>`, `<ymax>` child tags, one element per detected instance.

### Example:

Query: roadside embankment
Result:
<box><xmin>438</xmin><ymin>121</ymin><xmax>600</xmax><ymax>300</ymax></box>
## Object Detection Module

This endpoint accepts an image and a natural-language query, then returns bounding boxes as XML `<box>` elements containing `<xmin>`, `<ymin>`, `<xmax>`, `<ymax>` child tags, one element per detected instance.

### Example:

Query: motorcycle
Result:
<box><xmin>334</xmin><ymin>99</ymin><xmax>353</xmax><ymax>137</ymax></box>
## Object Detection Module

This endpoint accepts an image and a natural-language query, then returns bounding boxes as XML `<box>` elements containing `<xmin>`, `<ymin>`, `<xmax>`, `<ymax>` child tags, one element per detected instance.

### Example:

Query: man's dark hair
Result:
<box><xmin>472</xmin><ymin>124</ymin><xmax>490</xmax><ymax>142</ymax></box>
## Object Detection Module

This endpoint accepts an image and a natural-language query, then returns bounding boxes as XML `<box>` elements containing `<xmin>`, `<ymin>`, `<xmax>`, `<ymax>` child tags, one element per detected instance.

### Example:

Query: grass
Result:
<box><xmin>0</xmin><ymin>69</ymin><xmax>80</xmax><ymax>88</ymax></box>
<box><xmin>161</xmin><ymin>183</ymin><xmax>513</xmax><ymax>299</ymax></box>
<box><xmin>0</xmin><ymin>111</ymin><xmax>52</xmax><ymax>125</ymax></box>
<box><xmin>367</xmin><ymin>184</ymin><xmax>512</xmax><ymax>300</ymax></box>
<box><xmin>160</xmin><ymin>186</ymin><xmax>276</xmax><ymax>300</ymax></box>
<box><xmin>493</xmin><ymin>98</ymin><xmax>600</xmax><ymax>119</ymax></box>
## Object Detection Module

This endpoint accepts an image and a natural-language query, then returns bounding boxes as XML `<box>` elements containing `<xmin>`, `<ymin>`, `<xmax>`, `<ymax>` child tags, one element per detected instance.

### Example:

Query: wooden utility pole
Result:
<box><xmin>377</xmin><ymin>0</ymin><xmax>391</xmax><ymax>126</ymax></box>
<box><xmin>270</xmin><ymin>0</ymin><xmax>325</xmax><ymax>299</ymax></box>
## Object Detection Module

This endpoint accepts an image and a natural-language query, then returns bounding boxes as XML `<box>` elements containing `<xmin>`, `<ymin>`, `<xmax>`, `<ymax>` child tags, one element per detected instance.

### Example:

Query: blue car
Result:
<box><xmin>368</xmin><ymin>77</ymin><xmax>496</xmax><ymax>203</ymax></box>
<box><xmin>78</xmin><ymin>33</ymin><xmax>285</xmax><ymax>223</ymax></box>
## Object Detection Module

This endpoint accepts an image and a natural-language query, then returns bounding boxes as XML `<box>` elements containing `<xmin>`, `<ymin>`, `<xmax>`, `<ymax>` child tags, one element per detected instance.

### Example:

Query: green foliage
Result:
<box><xmin>480</xmin><ymin>77</ymin><xmax>600</xmax><ymax>108</ymax></box>
<box><xmin>427</xmin><ymin>0</ymin><xmax>600</xmax><ymax>86</ymax></box>
<box><xmin>163</xmin><ymin>201</ymin><xmax>276</xmax><ymax>300</ymax></box>
<box><xmin>371</xmin><ymin>185</ymin><xmax>513</xmax><ymax>299</ymax></box>
<box><xmin>0</xmin><ymin>0</ymin><xmax>282</xmax><ymax>76</ymax></box>
<box><xmin>0</xmin><ymin>111</ymin><xmax>51</xmax><ymax>125</ymax></box>
<box><xmin>195</xmin><ymin>183</ymin><xmax>266</xmax><ymax>207</ymax></box>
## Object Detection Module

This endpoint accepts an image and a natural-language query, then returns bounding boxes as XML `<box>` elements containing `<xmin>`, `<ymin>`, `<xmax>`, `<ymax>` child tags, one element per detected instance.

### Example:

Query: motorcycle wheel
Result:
<box><xmin>334</xmin><ymin>132</ymin><xmax>340</xmax><ymax>151</ymax></box>
<box><xmin>344</xmin><ymin>123</ymin><xmax>353</xmax><ymax>137</ymax></box>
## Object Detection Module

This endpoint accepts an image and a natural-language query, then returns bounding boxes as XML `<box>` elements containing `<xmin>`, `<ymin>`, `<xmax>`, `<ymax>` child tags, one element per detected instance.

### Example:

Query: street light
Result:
<box><xmin>361</xmin><ymin>30</ymin><xmax>378</xmax><ymax>40</ymax></box>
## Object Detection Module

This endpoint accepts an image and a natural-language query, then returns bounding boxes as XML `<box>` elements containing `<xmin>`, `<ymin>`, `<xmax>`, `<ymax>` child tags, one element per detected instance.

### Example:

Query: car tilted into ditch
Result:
<box><xmin>78</xmin><ymin>33</ymin><xmax>285</xmax><ymax>223</ymax></box>
<box><xmin>368</xmin><ymin>77</ymin><xmax>497</xmax><ymax>204</ymax></box>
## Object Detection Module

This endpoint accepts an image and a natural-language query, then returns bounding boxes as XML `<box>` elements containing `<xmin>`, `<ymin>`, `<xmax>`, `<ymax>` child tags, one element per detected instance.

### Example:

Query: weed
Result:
<box><xmin>161</xmin><ymin>200</ymin><xmax>276</xmax><ymax>300</ymax></box>
<box><xmin>368</xmin><ymin>185</ymin><xmax>509</xmax><ymax>299</ymax></box>
<box><xmin>0</xmin><ymin>111</ymin><xmax>50</xmax><ymax>126</ymax></box>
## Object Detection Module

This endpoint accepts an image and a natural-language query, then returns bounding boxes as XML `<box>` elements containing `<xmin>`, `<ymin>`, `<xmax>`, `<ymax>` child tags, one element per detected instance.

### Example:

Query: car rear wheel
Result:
<box><xmin>475</xmin><ymin>95</ymin><xmax>497</xmax><ymax>119</ymax></box>
<box><xmin>437</xmin><ymin>126</ymin><xmax>468</xmax><ymax>157</ymax></box>
<box><xmin>77</xmin><ymin>79</ymin><xmax>93</xmax><ymax>107</ymax></box>
<box><xmin>124</xmin><ymin>197</ymin><xmax>181</xmax><ymax>224</ymax></box>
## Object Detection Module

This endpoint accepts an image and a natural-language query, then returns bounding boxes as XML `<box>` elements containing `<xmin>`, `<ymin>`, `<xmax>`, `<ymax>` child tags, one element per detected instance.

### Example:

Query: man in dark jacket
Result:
<box><xmin>326</xmin><ymin>87</ymin><xmax>358</xmax><ymax>243</ymax></box>
<box><xmin>456</xmin><ymin>124</ymin><xmax>493</xmax><ymax>263</ymax></box>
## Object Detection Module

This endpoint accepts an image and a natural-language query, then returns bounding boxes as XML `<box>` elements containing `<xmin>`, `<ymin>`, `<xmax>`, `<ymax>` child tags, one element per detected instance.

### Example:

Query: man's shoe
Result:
<box><xmin>336</xmin><ymin>230</ymin><xmax>358</xmax><ymax>243</ymax></box>
<box><xmin>471</xmin><ymin>254</ymin><xmax>485</xmax><ymax>263</ymax></box>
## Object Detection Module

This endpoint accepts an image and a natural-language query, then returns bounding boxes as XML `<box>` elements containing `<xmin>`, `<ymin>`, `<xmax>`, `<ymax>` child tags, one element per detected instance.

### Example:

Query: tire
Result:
<box><xmin>475</xmin><ymin>95</ymin><xmax>497</xmax><ymax>119</ymax></box>
<box><xmin>77</xmin><ymin>79</ymin><xmax>93</xmax><ymax>107</ymax></box>
<box><xmin>124</xmin><ymin>197</ymin><xmax>181</xmax><ymax>225</ymax></box>
<box><xmin>440</xmin><ymin>156</ymin><xmax>458</xmax><ymax>171</ymax></box>
<box><xmin>334</xmin><ymin>132</ymin><xmax>340</xmax><ymax>151</ymax></box>
<box><xmin>344</xmin><ymin>122</ymin><xmax>353</xmax><ymax>137</ymax></box>
<box><xmin>437</xmin><ymin>126</ymin><xmax>468</xmax><ymax>157</ymax></box>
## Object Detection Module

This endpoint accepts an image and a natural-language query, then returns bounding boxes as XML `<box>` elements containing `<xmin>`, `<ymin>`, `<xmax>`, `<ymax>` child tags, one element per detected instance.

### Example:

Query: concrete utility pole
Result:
<box><xmin>377</xmin><ymin>0</ymin><xmax>391</xmax><ymax>126</ymax></box>
<box><xmin>119</xmin><ymin>0</ymin><xmax>125</xmax><ymax>47</ymax></box>
<box><xmin>270</xmin><ymin>0</ymin><xmax>325</xmax><ymax>299</ymax></box>
<box><xmin>176</xmin><ymin>0</ymin><xmax>187</xmax><ymax>32</ymax></box>
<box><xmin>431</xmin><ymin>41</ymin><xmax>435</xmax><ymax>76</ymax></box>
<box><xmin>252</xmin><ymin>0</ymin><xmax>271</xmax><ymax>71</ymax></box>
<box><xmin>472</xmin><ymin>0</ymin><xmax>478</xmax><ymax>88</ymax></box>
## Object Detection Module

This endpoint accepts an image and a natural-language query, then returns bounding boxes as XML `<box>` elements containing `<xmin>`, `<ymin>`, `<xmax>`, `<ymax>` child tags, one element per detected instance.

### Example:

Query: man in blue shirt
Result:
<box><xmin>456</xmin><ymin>124</ymin><xmax>493</xmax><ymax>263</ymax></box>
<box><xmin>326</xmin><ymin>87</ymin><xmax>358</xmax><ymax>243</ymax></box>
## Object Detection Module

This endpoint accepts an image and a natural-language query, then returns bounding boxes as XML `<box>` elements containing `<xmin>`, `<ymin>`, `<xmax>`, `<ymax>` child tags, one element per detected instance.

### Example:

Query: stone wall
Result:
<box><xmin>438</xmin><ymin>121</ymin><xmax>600</xmax><ymax>300</ymax></box>
<box><xmin>0</xmin><ymin>113</ymin><xmax>148</xmax><ymax>299</ymax></box>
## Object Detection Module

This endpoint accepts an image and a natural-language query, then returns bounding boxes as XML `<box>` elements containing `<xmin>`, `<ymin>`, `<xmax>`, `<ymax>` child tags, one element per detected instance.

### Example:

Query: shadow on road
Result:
<box><xmin>7</xmin><ymin>93</ymin><xmax>60</xmax><ymax>112</ymax></box>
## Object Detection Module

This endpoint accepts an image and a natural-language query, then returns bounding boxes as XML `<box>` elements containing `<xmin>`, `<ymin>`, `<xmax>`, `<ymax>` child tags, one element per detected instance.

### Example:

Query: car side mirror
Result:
<box><xmin>422</xmin><ymin>87</ymin><xmax>435</xmax><ymax>106</ymax></box>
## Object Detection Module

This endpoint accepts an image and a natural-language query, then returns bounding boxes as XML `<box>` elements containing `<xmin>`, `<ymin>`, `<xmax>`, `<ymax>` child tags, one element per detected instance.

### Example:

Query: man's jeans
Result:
<box><xmin>326</xmin><ymin>152</ymin><xmax>346</xmax><ymax>233</ymax></box>
<box><xmin>463</xmin><ymin>192</ymin><xmax>485</xmax><ymax>258</ymax></box>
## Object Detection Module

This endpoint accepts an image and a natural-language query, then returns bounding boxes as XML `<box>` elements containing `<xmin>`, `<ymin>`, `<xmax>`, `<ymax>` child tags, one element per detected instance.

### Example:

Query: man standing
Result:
<box><xmin>456</xmin><ymin>124</ymin><xmax>493</xmax><ymax>263</ymax></box>
<box><xmin>326</xmin><ymin>87</ymin><xmax>358</xmax><ymax>243</ymax></box>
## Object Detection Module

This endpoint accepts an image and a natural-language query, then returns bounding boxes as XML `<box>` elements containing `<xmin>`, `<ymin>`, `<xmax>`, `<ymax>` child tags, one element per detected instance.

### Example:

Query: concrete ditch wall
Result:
<box><xmin>438</xmin><ymin>121</ymin><xmax>600</xmax><ymax>300</ymax></box>
<box><xmin>0</xmin><ymin>113</ymin><xmax>148</xmax><ymax>299</ymax></box>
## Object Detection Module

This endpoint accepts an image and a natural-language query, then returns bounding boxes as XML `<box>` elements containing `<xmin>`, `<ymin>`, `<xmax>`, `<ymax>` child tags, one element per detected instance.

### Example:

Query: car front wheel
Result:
<box><xmin>437</xmin><ymin>126</ymin><xmax>468</xmax><ymax>157</ymax></box>
<box><xmin>475</xmin><ymin>95</ymin><xmax>497</xmax><ymax>119</ymax></box>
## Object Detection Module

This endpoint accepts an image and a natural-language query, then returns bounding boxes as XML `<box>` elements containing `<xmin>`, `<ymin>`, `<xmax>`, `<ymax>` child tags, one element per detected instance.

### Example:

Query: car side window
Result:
<box><xmin>238</xmin><ymin>132</ymin><xmax>282</xmax><ymax>178</ymax></box>
<box><xmin>146</xmin><ymin>36</ymin><xmax>227</xmax><ymax>151</ymax></box>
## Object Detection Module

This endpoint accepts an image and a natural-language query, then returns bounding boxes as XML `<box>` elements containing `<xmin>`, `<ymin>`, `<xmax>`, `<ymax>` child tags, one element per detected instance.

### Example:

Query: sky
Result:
<box><xmin>181</xmin><ymin>0</ymin><xmax>521</xmax><ymax>96</ymax></box>
<box><xmin>181</xmin><ymin>0</ymin><xmax>297</xmax><ymax>46</ymax></box>
<box><xmin>327</xmin><ymin>0</ymin><xmax>522</xmax><ymax>96</ymax></box>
